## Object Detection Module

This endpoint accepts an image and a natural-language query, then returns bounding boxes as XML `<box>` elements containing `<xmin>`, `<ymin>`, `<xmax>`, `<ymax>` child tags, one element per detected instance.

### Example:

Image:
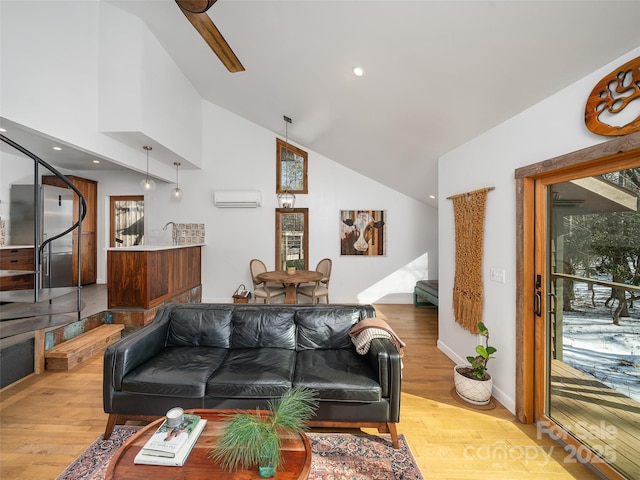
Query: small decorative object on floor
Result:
<box><xmin>454</xmin><ymin>321</ymin><xmax>497</xmax><ymax>405</ymax></box>
<box><xmin>232</xmin><ymin>284</ymin><xmax>251</xmax><ymax>303</ymax></box>
<box><xmin>209</xmin><ymin>386</ymin><xmax>319</xmax><ymax>476</ymax></box>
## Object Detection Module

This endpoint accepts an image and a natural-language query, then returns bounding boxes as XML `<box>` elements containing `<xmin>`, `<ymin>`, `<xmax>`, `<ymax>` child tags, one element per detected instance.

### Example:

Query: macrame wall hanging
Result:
<box><xmin>447</xmin><ymin>186</ymin><xmax>494</xmax><ymax>334</ymax></box>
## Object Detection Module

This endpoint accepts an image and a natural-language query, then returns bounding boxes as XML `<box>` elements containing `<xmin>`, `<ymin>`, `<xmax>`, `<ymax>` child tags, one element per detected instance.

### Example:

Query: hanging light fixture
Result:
<box><xmin>139</xmin><ymin>145</ymin><xmax>156</xmax><ymax>191</ymax></box>
<box><xmin>171</xmin><ymin>162</ymin><xmax>182</xmax><ymax>199</ymax></box>
<box><xmin>277</xmin><ymin>115</ymin><xmax>295</xmax><ymax>210</ymax></box>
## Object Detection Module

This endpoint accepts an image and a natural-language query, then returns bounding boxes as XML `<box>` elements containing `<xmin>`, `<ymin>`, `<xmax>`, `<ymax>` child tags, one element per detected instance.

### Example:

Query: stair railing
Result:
<box><xmin>1</xmin><ymin>134</ymin><xmax>87</xmax><ymax>311</ymax></box>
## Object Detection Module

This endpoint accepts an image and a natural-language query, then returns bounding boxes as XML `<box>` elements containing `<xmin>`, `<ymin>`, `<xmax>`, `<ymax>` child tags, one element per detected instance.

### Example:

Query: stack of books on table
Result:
<box><xmin>134</xmin><ymin>413</ymin><xmax>207</xmax><ymax>466</ymax></box>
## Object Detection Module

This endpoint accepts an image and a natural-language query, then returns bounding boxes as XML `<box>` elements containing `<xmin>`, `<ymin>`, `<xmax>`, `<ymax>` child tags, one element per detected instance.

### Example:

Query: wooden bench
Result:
<box><xmin>414</xmin><ymin>280</ymin><xmax>438</xmax><ymax>307</ymax></box>
<box><xmin>45</xmin><ymin>324</ymin><xmax>124</xmax><ymax>370</ymax></box>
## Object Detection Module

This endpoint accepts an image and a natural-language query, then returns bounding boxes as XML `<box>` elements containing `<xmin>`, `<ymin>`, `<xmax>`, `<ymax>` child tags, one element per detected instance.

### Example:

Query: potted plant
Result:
<box><xmin>453</xmin><ymin>322</ymin><xmax>497</xmax><ymax>405</ymax></box>
<box><xmin>286</xmin><ymin>261</ymin><xmax>297</xmax><ymax>275</ymax></box>
<box><xmin>210</xmin><ymin>386</ymin><xmax>318</xmax><ymax>477</ymax></box>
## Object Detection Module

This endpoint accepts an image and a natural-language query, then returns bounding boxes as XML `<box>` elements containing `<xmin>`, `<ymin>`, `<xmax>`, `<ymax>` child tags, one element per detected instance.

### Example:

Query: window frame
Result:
<box><xmin>275</xmin><ymin>207</ymin><xmax>309</xmax><ymax>271</ymax></box>
<box><xmin>276</xmin><ymin>138</ymin><xmax>308</xmax><ymax>194</ymax></box>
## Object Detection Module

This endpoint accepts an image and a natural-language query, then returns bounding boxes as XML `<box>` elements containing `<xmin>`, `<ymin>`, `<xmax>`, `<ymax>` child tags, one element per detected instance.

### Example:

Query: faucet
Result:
<box><xmin>163</xmin><ymin>222</ymin><xmax>178</xmax><ymax>245</ymax></box>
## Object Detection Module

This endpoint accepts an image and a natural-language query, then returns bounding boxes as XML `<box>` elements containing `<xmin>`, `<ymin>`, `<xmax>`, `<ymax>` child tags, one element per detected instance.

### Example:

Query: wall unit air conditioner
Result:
<box><xmin>213</xmin><ymin>190</ymin><xmax>262</xmax><ymax>208</ymax></box>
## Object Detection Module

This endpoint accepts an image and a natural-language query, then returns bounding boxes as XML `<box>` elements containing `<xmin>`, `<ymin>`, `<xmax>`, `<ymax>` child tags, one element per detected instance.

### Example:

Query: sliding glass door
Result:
<box><xmin>539</xmin><ymin>166</ymin><xmax>640</xmax><ymax>479</ymax></box>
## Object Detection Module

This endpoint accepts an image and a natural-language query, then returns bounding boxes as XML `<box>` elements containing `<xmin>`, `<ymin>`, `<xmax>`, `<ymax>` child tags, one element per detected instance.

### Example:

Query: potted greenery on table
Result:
<box><xmin>210</xmin><ymin>386</ymin><xmax>319</xmax><ymax>477</ymax></box>
<box><xmin>454</xmin><ymin>322</ymin><xmax>497</xmax><ymax>405</ymax></box>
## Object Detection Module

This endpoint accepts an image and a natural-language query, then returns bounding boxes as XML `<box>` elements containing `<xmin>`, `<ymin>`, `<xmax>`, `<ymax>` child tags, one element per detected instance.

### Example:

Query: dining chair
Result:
<box><xmin>249</xmin><ymin>259</ymin><xmax>285</xmax><ymax>303</ymax></box>
<box><xmin>297</xmin><ymin>258</ymin><xmax>332</xmax><ymax>304</ymax></box>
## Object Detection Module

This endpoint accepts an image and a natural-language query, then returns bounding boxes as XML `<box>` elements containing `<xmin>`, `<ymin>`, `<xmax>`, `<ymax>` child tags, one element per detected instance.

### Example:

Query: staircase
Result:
<box><xmin>0</xmin><ymin>134</ymin><xmax>87</xmax><ymax>388</ymax></box>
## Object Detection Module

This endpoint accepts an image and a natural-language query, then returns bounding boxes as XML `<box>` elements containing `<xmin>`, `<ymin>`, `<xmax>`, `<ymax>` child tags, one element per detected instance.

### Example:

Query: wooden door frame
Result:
<box><xmin>515</xmin><ymin>132</ymin><xmax>640</xmax><ymax>479</ymax></box>
<box><xmin>515</xmin><ymin>131</ymin><xmax>640</xmax><ymax>422</ymax></box>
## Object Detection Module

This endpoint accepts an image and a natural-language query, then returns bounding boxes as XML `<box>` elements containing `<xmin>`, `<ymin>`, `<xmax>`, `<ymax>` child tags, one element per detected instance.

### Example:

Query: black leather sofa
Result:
<box><xmin>103</xmin><ymin>303</ymin><xmax>402</xmax><ymax>447</ymax></box>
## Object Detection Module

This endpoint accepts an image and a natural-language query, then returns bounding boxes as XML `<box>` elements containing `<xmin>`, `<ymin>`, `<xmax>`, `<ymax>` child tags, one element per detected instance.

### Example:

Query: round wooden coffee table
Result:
<box><xmin>105</xmin><ymin>409</ymin><xmax>311</xmax><ymax>479</ymax></box>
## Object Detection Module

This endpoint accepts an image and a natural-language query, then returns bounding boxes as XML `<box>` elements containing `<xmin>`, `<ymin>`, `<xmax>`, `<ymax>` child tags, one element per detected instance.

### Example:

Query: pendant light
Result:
<box><xmin>140</xmin><ymin>145</ymin><xmax>156</xmax><ymax>191</ymax></box>
<box><xmin>171</xmin><ymin>162</ymin><xmax>182</xmax><ymax>199</ymax></box>
<box><xmin>277</xmin><ymin>115</ymin><xmax>295</xmax><ymax>210</ymax></box>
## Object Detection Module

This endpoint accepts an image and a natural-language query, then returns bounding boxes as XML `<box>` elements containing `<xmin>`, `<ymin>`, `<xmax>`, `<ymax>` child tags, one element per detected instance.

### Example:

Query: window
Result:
<box><xmin>275</xmin><ymin>208</ymin><xmax>308</xmax><ymax>270</ymax></box>
<box><xmin>276</xmin><ymin>138</ymin><xmax>308</xmax><ymax>194</ymax></box>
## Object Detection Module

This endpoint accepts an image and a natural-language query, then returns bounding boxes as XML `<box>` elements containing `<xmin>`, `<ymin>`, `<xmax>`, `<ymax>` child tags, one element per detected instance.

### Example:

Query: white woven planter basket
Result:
<box><xmin>454</xmin><ymin>365</ymin><xmax>493</xmax><ymax>405</ymax></box>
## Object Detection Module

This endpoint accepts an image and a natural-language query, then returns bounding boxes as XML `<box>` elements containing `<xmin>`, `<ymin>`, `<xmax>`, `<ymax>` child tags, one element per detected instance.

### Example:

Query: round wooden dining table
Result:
<box><xmin>257</xmin><ymin>270</ymin><xmax>323</xmax><ymax>304</ymax></box>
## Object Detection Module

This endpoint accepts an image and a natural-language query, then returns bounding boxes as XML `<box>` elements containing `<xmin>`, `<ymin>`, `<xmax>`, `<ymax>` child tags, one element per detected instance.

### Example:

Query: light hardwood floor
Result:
<box><xmin>0</xmin><ymin>304</ymin><xmax>600</xmax><ymax>479</ymax></box>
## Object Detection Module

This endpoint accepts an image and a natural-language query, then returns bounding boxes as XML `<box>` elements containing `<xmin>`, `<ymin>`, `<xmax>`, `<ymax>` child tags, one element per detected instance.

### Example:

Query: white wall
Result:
<box><xmin>98</xmin><ymin>3</ymin><xmax>203</xmax><ymax>166</ymax></box>
<box><xmin>0</xmin><ymin>1</ymin><xmax>99</xmax><ymax>145</ymax></box>
<box><xmin>99</xmin><ymin>102</ymin><xmax>437</xmax><ymax>303</ymax></box>
<box><xmin>200</xmin><ymin>104</ymin><xmax>437</xmax><ymax>303</ymax></box>
<box><xmin>0</xmin><ymin>1</ymin><xmax>193</xmax><ymax>182</ymax></box>
<box><xmin>437</xmin><ymin>45</ymin><xmax>640</xmax><ymax>414</ymax></box>
<box><xmin>0</xmin><ymin>1</ymin><xmax>436</xmax><ymax>304</ymax></box>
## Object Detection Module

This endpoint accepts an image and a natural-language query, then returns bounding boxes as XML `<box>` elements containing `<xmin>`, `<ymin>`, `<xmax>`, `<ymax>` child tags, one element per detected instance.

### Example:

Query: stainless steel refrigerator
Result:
<box><xmin>9</xmin><ymin>184</ymin><xmax>74</xmax><ymax>288</ymax></box>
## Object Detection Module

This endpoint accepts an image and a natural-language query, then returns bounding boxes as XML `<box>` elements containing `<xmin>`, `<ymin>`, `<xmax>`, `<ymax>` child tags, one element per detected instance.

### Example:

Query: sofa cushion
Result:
<box><xmin>294</xmin><ymin>349</ymin><xmax>381</xmax><ymax>402</ymax></box>
<box><xmin>415</xmin><ymin>280</ymin><xmax>438</xmax><ymax>297</ymax></box>
<box><xmin>121</xmin><ymin>346</ymin><xmax>227</xmax><ymax>398</ymax></box>
<box><xmin>230</xmin><ymin>308</ymin><xmax>296</xmax><ymax>349</ymax></box>
<box><xmin>206</xmin><ymin>348</ymin><xmax>295</xmax><ymax>398</ymax></box>
<box><xmin>295</xmin><ymin>308</ymin><xmax>361</xmax><ymax>350</ymax></box>
<box><xmin>166</xmin><ymin>306</ymin><xmax>233</xmax><ymax>348</ymax></box>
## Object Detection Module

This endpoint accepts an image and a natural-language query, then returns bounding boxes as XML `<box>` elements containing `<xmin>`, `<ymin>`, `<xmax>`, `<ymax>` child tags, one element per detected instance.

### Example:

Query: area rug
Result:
<box><xmin>56</xmin><ymin>427</ymin><xmax>424</xmax><ymax>480</ymax></box>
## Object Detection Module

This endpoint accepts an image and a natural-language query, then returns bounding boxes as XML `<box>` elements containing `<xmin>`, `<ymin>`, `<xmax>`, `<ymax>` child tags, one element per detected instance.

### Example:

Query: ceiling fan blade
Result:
<box><xmin>176</xmin><ymin>1</ymin><xmax>245</xmax><ymax>73</ymax></box>
<box><xmin>176</xmin><ymin>1</ymin><xmax>217</xmax><ymax>14</ymax></box>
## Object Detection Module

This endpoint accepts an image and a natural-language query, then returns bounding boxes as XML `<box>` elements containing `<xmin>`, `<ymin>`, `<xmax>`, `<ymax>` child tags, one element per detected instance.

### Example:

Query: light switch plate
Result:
<box><xmin>490</xmin><ymin>267</ymin><xmax>506</xmax><ymax>284</ymax></box>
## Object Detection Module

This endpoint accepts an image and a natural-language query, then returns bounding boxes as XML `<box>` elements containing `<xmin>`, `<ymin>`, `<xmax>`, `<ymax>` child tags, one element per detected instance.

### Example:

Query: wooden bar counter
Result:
<box><xmin>107</xmin><ymin>244</ymin><xmax>202</xmax><ymax>310</ymax></box>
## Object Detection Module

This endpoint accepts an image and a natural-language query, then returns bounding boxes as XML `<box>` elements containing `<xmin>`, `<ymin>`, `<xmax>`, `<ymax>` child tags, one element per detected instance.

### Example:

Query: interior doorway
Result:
<box><xmin>516</xmin><ymin>134</ymin><xmax>640</xmax><ymax>480</ymax></box>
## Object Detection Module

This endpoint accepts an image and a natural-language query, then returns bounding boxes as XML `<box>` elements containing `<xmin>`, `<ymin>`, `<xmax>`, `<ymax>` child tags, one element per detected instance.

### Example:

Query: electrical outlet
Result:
<box><xmin>490</xmin><ymin>267</ymin><xmax>506</xmax><ymax>284</ymax></box>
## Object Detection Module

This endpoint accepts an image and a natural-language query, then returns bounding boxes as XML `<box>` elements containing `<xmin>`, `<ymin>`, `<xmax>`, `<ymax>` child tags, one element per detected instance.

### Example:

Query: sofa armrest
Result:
<box><xmin>365</xmin><ymin>338</ymin><xmax>402</xmax><ymax>422</ymax></box>
<box><xmin>103</xmin><ymin>314</ymin><xmax>171</xmax><ymax>412</ymax></box>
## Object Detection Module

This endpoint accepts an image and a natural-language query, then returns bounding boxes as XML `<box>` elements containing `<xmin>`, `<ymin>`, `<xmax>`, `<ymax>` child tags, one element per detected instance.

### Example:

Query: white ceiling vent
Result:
<box><xmin>213</xmin><ymin>190</ymin><xmax>262</xmax><ymax>208</ymax></box>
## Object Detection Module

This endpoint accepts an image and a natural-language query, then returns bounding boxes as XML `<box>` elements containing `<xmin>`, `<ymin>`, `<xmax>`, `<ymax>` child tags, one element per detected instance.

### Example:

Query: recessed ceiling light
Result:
<box><xmin>53</xmin><ymin>146</ymin><xmax>62</xmax><ymax>151</ymax></box>
<box><xmin>92</xmin><ymin>160</ymin><xmax>100</xmax><ymax>164</ymax></box>
<box><xmin>429</xmin><ymin>195</ymin><xmax>436</xmax><ymax>199</ymax></box>
<box><xmin>0</xmin><ymin>128</ymin><xmax>6</xmax><ymax>133</ymax></box>
<box><xmin>352</xmin><ymin>67</ymin><xmax>364</xmax><ymax>77</ymax></box>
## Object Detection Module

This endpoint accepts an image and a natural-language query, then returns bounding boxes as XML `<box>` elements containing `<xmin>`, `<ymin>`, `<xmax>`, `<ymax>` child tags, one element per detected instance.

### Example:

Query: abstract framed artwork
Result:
<box><xmin>340</xmin><ymin>210</ymin><xmax>386</xmax><ymax>256</ymax></box>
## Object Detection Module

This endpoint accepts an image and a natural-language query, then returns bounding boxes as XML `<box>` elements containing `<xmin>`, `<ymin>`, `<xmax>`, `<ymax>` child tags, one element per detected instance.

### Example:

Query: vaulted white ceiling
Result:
<box><xmin>7</xmin><ymin>1</ymin><xmax>640</xmax><ymax>208</ymax></box>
